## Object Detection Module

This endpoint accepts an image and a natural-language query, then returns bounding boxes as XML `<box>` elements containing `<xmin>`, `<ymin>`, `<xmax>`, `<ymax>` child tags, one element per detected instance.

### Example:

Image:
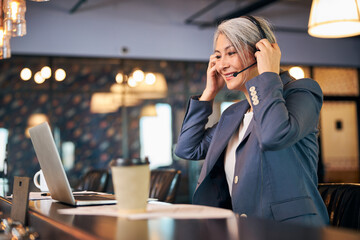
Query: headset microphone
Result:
<box><xmin>233</xmin><ymin>62</ymin><xmax>257</xmax><ymax>77</ymax></box>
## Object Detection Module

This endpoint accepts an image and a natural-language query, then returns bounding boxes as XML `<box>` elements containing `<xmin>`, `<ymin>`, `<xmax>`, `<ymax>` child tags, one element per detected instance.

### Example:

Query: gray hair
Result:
<box><xmin>214</xmin><ymin>16</ymin><xmax>276</xmax><ymax>78</ymax></box>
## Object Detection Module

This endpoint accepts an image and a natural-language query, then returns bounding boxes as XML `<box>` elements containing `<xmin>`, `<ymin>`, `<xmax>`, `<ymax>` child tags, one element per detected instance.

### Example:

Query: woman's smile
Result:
<box><xmin>223</xmin><ymin>72</ymin><xmax>236</xmax><ymax>81</ymax></box>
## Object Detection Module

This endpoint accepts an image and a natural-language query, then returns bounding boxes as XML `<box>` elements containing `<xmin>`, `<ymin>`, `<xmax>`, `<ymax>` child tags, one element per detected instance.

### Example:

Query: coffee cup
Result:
<box><xmin>116</xmin><ymin>217</ymin><xmax>149</xmax><ymax>240</ymax></box>
<box><xmin>110</xmin><ymin>158</ymin><xmax>150</xmax><ymax>214</ymax></box>
<box><xmin>33</xmin><ymin>169</ymin><xmax>49</xmax><ymax>192</ymax></box>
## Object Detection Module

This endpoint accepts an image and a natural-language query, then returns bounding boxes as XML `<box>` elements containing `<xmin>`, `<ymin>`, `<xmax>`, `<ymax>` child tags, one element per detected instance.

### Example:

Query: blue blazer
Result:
<box><xmin>175</xmin><ymin>72</ymin><xmax>329</xmax><ymax>226</ymax></box>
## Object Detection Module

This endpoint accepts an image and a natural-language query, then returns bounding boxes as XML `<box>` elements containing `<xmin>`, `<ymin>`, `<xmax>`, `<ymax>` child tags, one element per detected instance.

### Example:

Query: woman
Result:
<box><xmin>175</xmin><ymin>16</ymin><xmax>329</xmax><ymax>226</ymax></box>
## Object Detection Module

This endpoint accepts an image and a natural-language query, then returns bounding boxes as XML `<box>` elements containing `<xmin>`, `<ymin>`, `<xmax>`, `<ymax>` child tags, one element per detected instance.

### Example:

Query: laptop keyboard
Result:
<box><xmin>74</xmin><ymin>195</ymin><xmax>116</xmax><ymax>201</ymax></box>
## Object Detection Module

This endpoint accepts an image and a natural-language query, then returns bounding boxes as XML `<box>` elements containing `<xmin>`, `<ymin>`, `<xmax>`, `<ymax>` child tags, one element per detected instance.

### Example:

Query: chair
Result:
<box><xmin>75</xmin><ymin>169</ymin><xmax>110</xmax><ymax>192</ymax></box>
<box><xmin>318</xmin><ymin>183</ymin><xmax>360</xmax><ymax>230</ymax></box>
<box><xmin>149</xmin><ymin>169</ymin><xmax>181</xmax><ymax>203</ymax></box>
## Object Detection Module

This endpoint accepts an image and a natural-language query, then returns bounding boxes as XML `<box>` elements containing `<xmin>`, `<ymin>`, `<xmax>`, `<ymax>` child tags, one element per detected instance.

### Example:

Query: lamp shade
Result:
<box><xmin>90</xmin><ymin>92</ymin><xmax>142</xmax><ymax>113</ymax></box>
<box><xmin>140</xmin><ymin>104</ymin><xmax>157</xmax><ymax>117</ymax></box>
<box><xmin>308</xmin><ymin>0</ymin><xmax>360</xmax><ymax>38</ymax></box>
<box><xmin>25</xmin><ymin>113</ymin><xmax>49</xmax><ymax>137</ymax></box>
<box><xmin>27</xmin><ymin>113</ymin><xmax>48</xmax><ymax>126</ymax></box>
<box><xmin>128</xmin><ymin>73</ymin><xmax>168</xmax><ymax>99</ymax></box>
<box><xmin>90</xmin><ymin>93</ymin><xmax>121</xmax><ymax>114</ymax></box>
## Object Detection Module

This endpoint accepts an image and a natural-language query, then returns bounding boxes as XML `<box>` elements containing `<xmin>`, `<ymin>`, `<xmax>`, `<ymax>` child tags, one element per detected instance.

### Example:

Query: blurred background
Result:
<box><xmin>0</xmin><ymin>0</ymin><xmax>360</xmax><ymax>203</ymax></box>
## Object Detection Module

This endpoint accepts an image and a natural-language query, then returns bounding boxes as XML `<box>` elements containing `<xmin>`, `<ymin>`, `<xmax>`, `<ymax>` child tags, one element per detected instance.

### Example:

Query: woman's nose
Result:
<box><xmin>218</xmin><ymin>57</ymin><xmax>229</xmax><ymax>70</ymax></box>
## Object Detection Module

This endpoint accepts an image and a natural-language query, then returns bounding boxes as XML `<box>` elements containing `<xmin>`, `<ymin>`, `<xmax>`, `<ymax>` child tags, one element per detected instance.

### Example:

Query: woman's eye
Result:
<box><xmin>215</xmin><ymin>55</ymin><xmax>221</xmax><ymax>59</ymax></box>
<box><xmin>228</xmin><ymin>52</ymin><xmax>237</xmax><ymax>56</ymax></box>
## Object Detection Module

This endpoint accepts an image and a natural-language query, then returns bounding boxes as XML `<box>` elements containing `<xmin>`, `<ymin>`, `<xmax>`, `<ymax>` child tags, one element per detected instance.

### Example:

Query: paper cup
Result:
<box><xmin>110</xmin><ymin>158</ymin><xmax>150</xmax><ymax>214</ymax></box>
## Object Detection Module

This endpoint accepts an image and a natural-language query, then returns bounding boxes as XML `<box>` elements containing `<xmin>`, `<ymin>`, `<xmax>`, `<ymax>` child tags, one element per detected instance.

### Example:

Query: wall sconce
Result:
<box><xmin>308</xmin><ymin>0</ymin><xmax>360</xmax><ymax>38</ymax></box>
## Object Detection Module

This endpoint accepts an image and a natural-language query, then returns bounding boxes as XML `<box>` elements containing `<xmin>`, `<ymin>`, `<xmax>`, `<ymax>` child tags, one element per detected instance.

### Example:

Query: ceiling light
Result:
<box><xmin>0</xmin><ymin>26</ymin><xmax>11</xmax><ymax>59</ymax></box>
<box><xmin>308</xmin><ymin>0</ymin><xmax>360</xmax><ymax>38</ymax></box>
<box><xmin>289</xmin><ymin>66</ymin><xmax>305</xmax><ymax>79</ymax></box>
<box><xmin>55</xmin><ymin>68</ymin><xmax>66</xmax><ymax>81</ymax></box>
<box><xmin>3</xmin><ymin>0</ymin><xmax>27</xmax><ymax>37</ymax></box>
<box><xmin>0</xmin><ymin>28</ymin><xmax>4</xmax><ymax>47</ymax></box>
<box><xmin>115</xmin><ymin>72</ymin><xmax>124</xmax><ymax>84</ymax></box>
<box><xmin>34</xmin><ymin>71</ymin><xmax>45</xmax><ymax>84</ymax></box>
<box><xmin>20</xmin><ymin>67</ymin><xmax>32</xmax><ymax>80</ymax></box>
<box><xmin>145</xmin><ymin>73</ymin><xmax>156</xmax><ymax>85</ymax></box>
<box><xmin>1</xmin><ymin>0</ymin><xmax>46</xmax><ymax>59</ymax></box>
<box><xmin>133</xmin><ymin>69</ymin><xmax>145</xmax><ymax>82</ymax></box>
<box><xmin>127</xmin><ymin>76</ymin><xmax>137</xmax><ymax>87</ymax></box>
<box><xmin>40</xmin><ymin>66</ymin><xmax>51</xmax><ymax>79</ymax></box>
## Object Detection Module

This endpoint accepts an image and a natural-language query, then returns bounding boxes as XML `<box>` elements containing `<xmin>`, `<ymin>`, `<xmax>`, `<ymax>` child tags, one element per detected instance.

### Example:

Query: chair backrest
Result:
<box><xmin>149</xmin><ymin>169</ymin><xmax>181</xmax><ymax>203</ymax></box>
<box><xmin>318</xmin><ymin>183</ymin><xmax>360</xmax><ymax>230</ymax></box>
<box><xmin>75</xmin><ymin>169</ymin><xmax>110</xmax><ymax>192</ymax></box>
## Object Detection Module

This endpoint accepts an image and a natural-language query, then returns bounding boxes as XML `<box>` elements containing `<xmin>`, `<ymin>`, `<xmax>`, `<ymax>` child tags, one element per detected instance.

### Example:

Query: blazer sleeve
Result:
<box><xmin>174</xmin><ymin>96</ymin><xmax>218</xmax><ymax>160</ymax></box>
<box><xmin>245</xmin><ymin>72</ymin><xmax>323</xmax><ymax>151</ymax></box>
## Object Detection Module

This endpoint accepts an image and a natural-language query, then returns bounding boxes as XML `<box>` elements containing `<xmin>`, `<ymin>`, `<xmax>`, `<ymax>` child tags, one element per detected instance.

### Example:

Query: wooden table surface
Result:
<box><xmin>0</xmin><ymin>196</ymin><xmax>359</xmax><ymax>240</ymax></box>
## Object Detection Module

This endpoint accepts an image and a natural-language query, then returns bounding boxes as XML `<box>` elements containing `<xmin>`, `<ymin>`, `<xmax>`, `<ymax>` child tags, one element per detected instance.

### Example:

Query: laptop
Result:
<box><xmin>29</xmin><ymin>122</ymin><xmax>117</xmax><ymax>206</ymax></box>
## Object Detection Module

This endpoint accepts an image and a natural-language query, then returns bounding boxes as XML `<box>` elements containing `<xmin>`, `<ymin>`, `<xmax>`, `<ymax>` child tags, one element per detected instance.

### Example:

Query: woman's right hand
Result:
<box><xmin>199</xmin><ymin>54</ymin><xmax>225</xmax><ymax>101</ymax></box>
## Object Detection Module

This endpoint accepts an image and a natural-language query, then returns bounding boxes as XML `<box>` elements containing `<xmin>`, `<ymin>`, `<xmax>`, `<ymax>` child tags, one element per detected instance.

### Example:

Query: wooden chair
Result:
<box><xmin>75</xmin><ymin>169</ymin><xmax>110</xmax><ymax>193</ymax></box>
<box><xmin>149</xmin><ymin>169</ymin><xmax>181</xmax><ymax>203</ymax></box>
<box><xmin>318</xmin><ymin>183</ymin><xmax>360</xmax><ymax>230</ymax></box>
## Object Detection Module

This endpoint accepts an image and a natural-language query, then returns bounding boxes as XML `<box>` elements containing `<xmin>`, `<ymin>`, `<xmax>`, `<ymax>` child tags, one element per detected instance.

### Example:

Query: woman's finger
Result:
<box><xmin>272</xmin><ymin>43</ymin><xmax>280</xmax><ymax>51</ymax></box>
<box><xmin>259</xmin><ymin>38</ymin><xmax>272</xmax><ymax>47</ymax></box>
<box><xmin>255</xmin><ymin>41</ymin><xmax>263</xmax><ymax>51</ymax></box>
<box><xmin>208</xmin><ymin>55</ymin><xmax>216</xmax><ymax>70</ymax></box>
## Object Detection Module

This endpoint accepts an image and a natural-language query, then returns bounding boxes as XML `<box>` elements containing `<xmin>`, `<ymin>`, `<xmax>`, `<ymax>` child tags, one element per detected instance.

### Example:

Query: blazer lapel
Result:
<box><xmin>205</xmin><ymin>101</ymin><xmax>250</xmax><ymax>174</ymax></box>
<box><xmin>239</xmin><ymin>114</ymin><xmax>254</xmax><ymax>145</ymax></box>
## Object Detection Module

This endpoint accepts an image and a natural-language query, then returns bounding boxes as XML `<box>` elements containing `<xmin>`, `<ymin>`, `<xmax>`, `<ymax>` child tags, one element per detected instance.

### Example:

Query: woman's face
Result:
<box><xmin>214</xmin><ymin>33</ymin><xmax>256</xmax><ymax>91</ymax></box>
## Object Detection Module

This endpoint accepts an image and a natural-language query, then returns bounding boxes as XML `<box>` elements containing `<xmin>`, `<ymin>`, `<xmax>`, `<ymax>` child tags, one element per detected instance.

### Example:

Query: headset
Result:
<box><xmin>233</xmin><ymin>16</ymin><xmax>267</xmax><ymax>77</ymax></box>
<box><xmin>243</xmin><ymin>16</ymin><xmax>267</xmax><ymax>40</ymax></box>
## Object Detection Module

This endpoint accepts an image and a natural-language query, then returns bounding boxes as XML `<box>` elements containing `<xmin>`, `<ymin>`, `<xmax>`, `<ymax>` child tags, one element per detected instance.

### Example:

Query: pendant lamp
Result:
<box><xmin>308</xmin><ymin>0</ymin><xmax>360</xmax><ymax>38</ymax></box>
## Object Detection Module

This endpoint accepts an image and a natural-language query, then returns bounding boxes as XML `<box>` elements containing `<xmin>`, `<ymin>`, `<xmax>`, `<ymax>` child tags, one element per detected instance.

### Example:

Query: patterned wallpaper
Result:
<box><xmin>0</xmin><ymin>56</ymin><xmax>212</xmax><ymax>193</ymax></box>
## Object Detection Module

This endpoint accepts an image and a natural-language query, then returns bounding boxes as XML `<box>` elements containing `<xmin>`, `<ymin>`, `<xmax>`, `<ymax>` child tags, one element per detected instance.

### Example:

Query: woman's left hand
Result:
<box><xmin>254</xmin><ymin>39</ymin><xmax>281</xmax><ymax>75</ymax></box>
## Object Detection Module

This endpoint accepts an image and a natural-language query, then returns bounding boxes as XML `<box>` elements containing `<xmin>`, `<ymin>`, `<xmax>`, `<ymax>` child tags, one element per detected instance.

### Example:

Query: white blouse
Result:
<box><xmin>224</xmin><ymin>112</ymin><xmax>253</xmax><ymax>196</ymax></box>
